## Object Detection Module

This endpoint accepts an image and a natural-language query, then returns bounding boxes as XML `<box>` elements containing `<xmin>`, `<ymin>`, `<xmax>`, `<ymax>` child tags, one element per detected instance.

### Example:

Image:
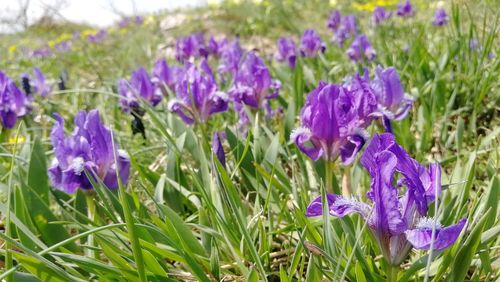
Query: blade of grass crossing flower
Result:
<box><xmin>4</xmin><ymin>123</ymin><xmax>22</xmax><ymax>282</ymax></box>
<box><xmin>447</xmin><ymin>209</ymin><xmax>491</xmax><ymax>282</ymax></box>
<box><xmin>110</xmin><ymin>132</ymin><xmax>147</xmax><ymax>282</ymax></box>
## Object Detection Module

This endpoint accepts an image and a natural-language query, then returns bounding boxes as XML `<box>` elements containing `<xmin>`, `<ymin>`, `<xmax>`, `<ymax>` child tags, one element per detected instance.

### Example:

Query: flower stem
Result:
<box><xmin>386</xmin><ymin>264</ymin><xmax>399</xmax><ymax>282</ymax></box>
<box><xmin>85</xmin><ymin>192</ymin><xmax>97</xmax><ymax>259</ymax></box>
<box><xmin>342</xmin><ymin>166</ymin><xmax>352</xmax><ymax>196</ymax></box>
<box><xmin>325</xmin><ymin>161</ymin><xmax>339</xmax><ymax>194</ymax></box>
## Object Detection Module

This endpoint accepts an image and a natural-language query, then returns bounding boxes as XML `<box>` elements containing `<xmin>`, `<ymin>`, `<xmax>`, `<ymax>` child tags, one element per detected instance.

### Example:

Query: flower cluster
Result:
<box><xmin>306</xmin><ymin>133</ymin><xmax>467</xmax><ymax>265</ymax></box>
<box><xmin>48</xmin><ymin>110</ymin><xmax>130</xmax><ymax>193</ymax></box>
<box><xmin>373</xmin><ymin>6</ymin><xmax>392</xmax><ymax>26</ymax></box>
<box><xmin>397</xmin><ymin>0</ymin><xmax>414</xmax><ymax>18</ymax></box>
<box><xmin>0</xmin><ymin>71</ymin><xmax>30</xmax><ymax>129</ymax></box>
<box><xmin>174</xmin><ymin>32</ymin><xmax>221</xmax><ymax>62</ymax></box>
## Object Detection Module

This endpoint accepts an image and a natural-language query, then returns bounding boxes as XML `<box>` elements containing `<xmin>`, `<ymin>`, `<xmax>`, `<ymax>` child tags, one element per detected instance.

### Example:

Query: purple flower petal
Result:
<box><xmin>405</xmin><ymin>218</ymin><xmax>467</xmax><ymax>250</ymax></box>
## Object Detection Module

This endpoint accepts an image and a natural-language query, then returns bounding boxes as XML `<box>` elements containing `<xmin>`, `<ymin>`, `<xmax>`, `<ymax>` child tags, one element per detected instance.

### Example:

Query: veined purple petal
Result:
<box><xmin>305</xmin><ymin>194</ymin><xmax>337</xmax><ymax>217</ymax></box>
<box><xmin>212</xmin><ymin>131</ymin><xmax>226</xmax><ymax>167</ymax></box>
<box><xmin>290</xmin><ymin>127</ymin><xmax>323</xmax><ymax>161</ymax></box>
<box><xmin>405</xmin><ymin>218</ymin><xmax>467</xmax><ymax>250</ymax></box>
<box><xmin>363</xmin><ymin>150</ymin><xmax>407</xmax><ymax>236</ymax></box>
<box><xmin>330</xmin><ymin>196</ymin><xmax>371</xmax><ymax>219</ymax></box>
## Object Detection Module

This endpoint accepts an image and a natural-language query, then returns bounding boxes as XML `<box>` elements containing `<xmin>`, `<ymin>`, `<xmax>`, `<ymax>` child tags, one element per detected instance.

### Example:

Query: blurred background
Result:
<box><xmin>0</xmin><ymin>0</ymin><xmax>211</xmax><ymax>33</ymax></box>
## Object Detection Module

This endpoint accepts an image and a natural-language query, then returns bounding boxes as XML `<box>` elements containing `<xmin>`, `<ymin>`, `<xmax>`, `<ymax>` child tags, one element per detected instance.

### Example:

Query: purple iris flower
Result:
<box><xmin>48</xmin><ymin>110</ymin><xmax>130</xmax><ymax>193</ymax></box>
<box><xmin>0</xmin><ymin>71</ymin><xmax>30</xmax><ymax>129</ymax></box>
<box><xmin>175</xmin><ymin>32</ymin><xmax>208</xmax><ymax>62</ymax></box>
<box><xmin>168</xmin><ymin>60</ymin><xmax>228</xmax><ymax>124</ymax></box>
<box><xmin>333</xmin><ymin>15</ymin><xmax>358</xmax><ymax>46</ymax></box>
<box><xmin>369</xmin><ymin>66</ymin><xmax>413</xmax><ymax>130</ymax></box>
<box><xmin>134</xmin><ymin>16</ymin><xmax>144</xmax><ymax>25</ymax></box>
<box><xmin>397</xmin><ymin>0</ymin><xmax>414</xmax><ymax>17</ymax></box>
<box><xmin>433</xmin><ymin>8</ymin><xmax>448</xmax><ymax>26</ymax></box>
<box><xmin>347</xmin><ymin>34</ymin><xmax>376</xmax><ymax>62</ymax></box>
<box><xmin>306</xmin><ymin>133</ymin><xmax>467</xmax><ymax>265</ymax></box>
<box><xmin>212</xmin><ymin>131</ymin><xmax>226</xmax><ymax>167</ymax></box>
<box><xmin>290</xmin><ymin>81</ymin><xmax>369</xmax><ymax>164</ymax></box>
<box><xmin>151</xmin><ymin>59</ymin><xmax>177</xmax><ymax>91</ymax></box>
<box><xmin>87</xmin><ymin>30</ymin><xmax>107</xmax><ymax>43</ymax></box>
<box><xmin>276</xmin><ymin>37</ymin><xmax>297</xmax><ymax>68</ymax></box>
<box><xmin>373</xmin><ymin>6</ymin><xmax>392</xmax><ymax>25</ymax></box>
<box><xmin>208</xmin><ymin>36</ymin><xmax>224</xmax><ymax>57</ymax></box>
<box><xmin>299</xmin><ymin>29</ymin><xmax>326</xmax><ymax>58</ymax></box>
<box><xmin>31</xmin><ymin>47</ymin><xmax>52</xmax><ymax>58</ymax></box>
<box><xmin>54</xmin><ymin>41</ymin><xmax>72</xmax><ymax>53</ymax></box>
<box><xmin>229</xmin><ymin>51</ymin><xmax>280</xmax><ymax>109</ymax></box>
<box><xmin>217</xmin><ymin>39</ymin><xmax>244</xmax><ymax>77</ymax></box>
<box><xmin>32</xmin><ymin>67</ymin><xmax>52</xmax><ymax>97</ymax></box>
<box><xmin>327</xmin><ymin>10</ymin><xmax>342</xmax><ymax>31</ymax></box>
<box><xmin>118</xmin><ymin>67</ymin><xmax>162</xmax><ymax>113</ymax></box>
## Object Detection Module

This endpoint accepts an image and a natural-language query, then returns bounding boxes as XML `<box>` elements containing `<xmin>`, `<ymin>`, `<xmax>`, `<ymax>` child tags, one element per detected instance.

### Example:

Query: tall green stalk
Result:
<box><xmin>4</xmin><ymin>125</ymin><xmax>21</xmax><ymax>282</ymax></box>
<box><xmin>386</xmin><ymin>264</ymin><xmax>399</xmax><ymax>282</ymax></box>
<box><xmin>111</xmin><ymin>134</ymin><xmax>147</xmax><ymax>282</ymax></box>
<box><xmin>325</xmin><ymin>161</ymin><xmax>339</xmax><ymax>194</ymax></box>
<box><xmin>85</xmin><ymin>192</ymin><xmax>97</xmax><ymax>259</ymax></box>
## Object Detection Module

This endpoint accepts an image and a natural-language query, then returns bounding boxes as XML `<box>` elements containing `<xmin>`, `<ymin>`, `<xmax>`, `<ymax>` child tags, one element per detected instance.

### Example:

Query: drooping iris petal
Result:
<box><xmin>405</xmin><ymin>218</ymin><xmax>467</xmax><ymax>250</ymax></box>
<box><xmin>299</xmin><ymin>29</ymin><xmax>326</xmax><ymax>58</ymax></box>
<box><xmin>169</xmin><ymin>60</ymin><xmax>228</xmax><ymax>124</ymax></box>
<box><xmin>362</xmin><ymin>148</ymin><xmax>407</xmax><ymax>236</ymax></box>
<box><xmin>48</xmin><ymin>110</ymin><xmax>130</xmax><ymax>193</ymax></box>
<box><xmin>305</xmin><ymin>194</ymin><xmax>337</xmax><ymax>217</ymax></box>
<box><xmin>0</xmin><ymin>71</ymin><xmax>30</xmax><ymax>129</ymax></box>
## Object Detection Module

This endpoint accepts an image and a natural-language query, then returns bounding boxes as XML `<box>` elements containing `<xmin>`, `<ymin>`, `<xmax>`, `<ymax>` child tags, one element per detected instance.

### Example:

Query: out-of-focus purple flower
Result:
<box><xmin>118</xmin><ymin>67</ymin><xmax>162</xmax><ymax>113</ymax></box>
<box><xmin>373</xmin><ymin>6</ymin><xmax>392</xmax><ymax>25</ymax></box>
<box><xmin>87</xmin><ymin>30</ymin><xmax>107</xmax><ymax>43</ymax></box>
<box><xmin>48</xmin><ymin>110</ymin><xmax>130</xmax><ymax>193</ymax></box>
<box><xmin>212</xmin><ymin>131</ymin><xmax>226</xmax><ymax>167</ymax></box>
<box><xmin>347</xmin><ymin>34</ymin><xmax>376</xmax><ymax>62</ymax></box>
<box><xmin>218</xmin><ymin>39</ymin><xmax>244</xmax><ymax>77</ymax></box>
<box><xmin>299</xmin><ymin>29</ymin><xmax>326</xmax><ymax>58</ymax></box>
<box><xmin>31</xmin><ymin>47</ymin><xmax>52</xmax><ymax>58</ymax></box>
<box><xmin>151</xmin><ymin>59</ymin><xmax>177</xmax><ymax>90</ymax></box>
<box><xmin>54</xmin><ymin>41</ymin><xmax>72</xmax><ymax>53</ymax></box>
<box><xmin>306</xmin><ymin>133</ymin><xmax>467</xmax><ymax>265</ymax></box>
<box><xmin>469</xmin><ymin>39</ymin><xmax>479</xmax><ymax>51</ymax></box>
<box><xmin>333</xmin><ymin>15</ymin><xmax>358</xmax><ymax>46</ymax></box>
<box><xmin>229</xmin><ymin>51</ymin><xmax>281</xmax><ymax>109</ymax></box>
<box><xmin>169</xmin><ymin>60</ymin><xmax>228</xmax><ymax>124</ymax></box>
<box><xmin>119</xmin><ymin>17</ymin><xmax>131</xmax><ymax>28</ymax></box>
<box><xmin>369</xmin><ymin>66</ymin><xmax>413</xmax><ymax>131</ymax></box>
<box><xmin>72</xmin><ymin>32</ymin><xmax>81</xmax><ymax>39</ymax></box>
<box><xmin>397</xmin><ymin>0</ymin><xmax>414</xmax><ymax>17</ymax></box>
<box><xmin>207</xmin><ymin>36</ymin><xmax>224</xmax><ymax>57</ymax></box>
<box><xmin>276</xmin><ymin>37</ymin><xmax>297</xmax><ymax>68</ymax></box>
<box><xmin>433</xmin><ymin>8</ymin><xmax>448</xmax><ymax>26</ymax></box>
<box><xmin>31</xmin><ymin>67</ymin><xmax>52</xmax><ymax>97</ymax></box>
<box><xmin>0</xmin><ymin>71</ymin><xmax>30</xmax><ymax>129</ymax></box>
<box><xmin>327</xmin><ymin>10</ymin><xmax>342</xmax><ymax>31</ymax></box>
<box><xmin>290</xmin><ymin>81</ymin><xmax>369</xmax><ymax>164</ymax></box>
<box><xmin>175</xmin><ymin>32</ymin><xmax>208</xmax><ymax>62</ymax></box>
<box><xmin>134</xmin><ymin>16</ymin><xmax>144</xmax><ymax>25</ymax></box>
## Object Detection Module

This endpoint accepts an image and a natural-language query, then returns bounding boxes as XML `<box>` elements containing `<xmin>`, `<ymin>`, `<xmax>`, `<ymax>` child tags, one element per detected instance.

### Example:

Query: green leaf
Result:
<box><xmin>28</xmin><ymin>138</ymin><xmax>49</xmax><ymax>204</ymax></box>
